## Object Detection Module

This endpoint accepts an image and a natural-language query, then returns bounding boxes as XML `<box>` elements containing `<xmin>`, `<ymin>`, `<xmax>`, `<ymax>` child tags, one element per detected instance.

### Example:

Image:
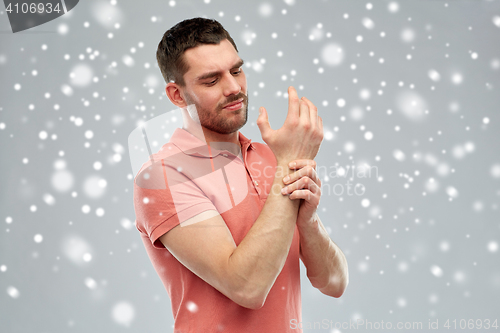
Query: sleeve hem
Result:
<box><xmin>149</xmin><ymin>202</ymin><xmax>218</xmax><ymax>249</ymax></box>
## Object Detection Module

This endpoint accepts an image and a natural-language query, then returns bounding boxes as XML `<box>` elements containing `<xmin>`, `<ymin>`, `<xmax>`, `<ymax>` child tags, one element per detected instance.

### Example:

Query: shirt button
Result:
<box><xmin>254</xmin><ymin>180</ymin><xmax>259</xmax><ymax>186</ymax></box>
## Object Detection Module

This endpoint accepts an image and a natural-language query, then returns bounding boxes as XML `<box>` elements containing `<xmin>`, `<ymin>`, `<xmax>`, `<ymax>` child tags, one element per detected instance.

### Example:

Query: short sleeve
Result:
<box><xmin>133</xmin><ymin>157</ymin><xmax>217</xmax><ymax>249</ymax></box>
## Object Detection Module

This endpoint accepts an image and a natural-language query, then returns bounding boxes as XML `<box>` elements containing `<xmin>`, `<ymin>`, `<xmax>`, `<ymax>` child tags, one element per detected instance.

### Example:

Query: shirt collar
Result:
<box><xmin>169</xmin><ymin>128</ymin><xmax>254</xmax><ymax>158</ymax></box>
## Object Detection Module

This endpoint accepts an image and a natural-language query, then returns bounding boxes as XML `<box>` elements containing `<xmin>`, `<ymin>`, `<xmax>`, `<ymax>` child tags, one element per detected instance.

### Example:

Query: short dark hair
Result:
<box><xmin>156</xmin><ymin>17</ymin><xmax>238</xmax><ymax>86</ymax></box>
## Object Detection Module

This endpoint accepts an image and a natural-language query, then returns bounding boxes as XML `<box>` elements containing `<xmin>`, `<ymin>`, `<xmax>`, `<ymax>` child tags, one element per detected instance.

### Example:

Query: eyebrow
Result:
<box><xmin>196</xmin><ymin>59</ymin><xmax>245</xmax><ymax>81</ymax></box>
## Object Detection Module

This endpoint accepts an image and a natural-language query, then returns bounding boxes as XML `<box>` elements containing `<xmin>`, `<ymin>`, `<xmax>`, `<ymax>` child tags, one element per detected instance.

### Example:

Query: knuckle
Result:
<box><xmin>311</xmin><ymin>167</ymin><xmax>318</xmax><ymax>176</ymax></box>
<box><xmin>313</xmin><ymin>171</ymin><xmax>319</xmax><ymax>182</ymax></box>
<box><xmin>288</xmin><ymin>118</ymin><xmax>299</xmax><ymax>127</ymax></box>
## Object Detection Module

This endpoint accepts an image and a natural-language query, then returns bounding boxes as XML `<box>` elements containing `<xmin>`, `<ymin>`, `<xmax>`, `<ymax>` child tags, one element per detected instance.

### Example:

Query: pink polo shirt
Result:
<box><xmin>134</xmin><ymin>128</ymin><xmax>302</xmax><ymax>333</ymax></box>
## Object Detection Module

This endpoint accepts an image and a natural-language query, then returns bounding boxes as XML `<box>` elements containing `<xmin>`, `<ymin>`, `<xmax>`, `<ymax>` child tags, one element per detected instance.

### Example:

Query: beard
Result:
<box><xmin>185</xmin><ymin>92</ymin><xmax>249</xmax><ymax>135</ymax></box>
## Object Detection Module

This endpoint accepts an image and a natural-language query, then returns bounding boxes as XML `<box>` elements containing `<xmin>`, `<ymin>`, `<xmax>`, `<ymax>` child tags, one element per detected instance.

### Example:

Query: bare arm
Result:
<box><xmin>298</xmin><ymin>214</ymin><xmax>349</xmax><ymax>297</ymax></box>
<box><xmin>159</xmin><ymin>87</ymin><xmax>323</xmax><ymax>309</ymax></box>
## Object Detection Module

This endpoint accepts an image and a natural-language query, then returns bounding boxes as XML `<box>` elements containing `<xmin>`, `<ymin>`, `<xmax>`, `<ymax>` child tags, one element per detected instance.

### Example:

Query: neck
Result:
<box><xmin>181</xmin><ymin>108</ymin><xmax>241</xmax><ymax>153</ymax></box>
<box><xmin>202</xmin><ymin>127</ymin><xmax>240</xmax><ymax>146</ymax></box>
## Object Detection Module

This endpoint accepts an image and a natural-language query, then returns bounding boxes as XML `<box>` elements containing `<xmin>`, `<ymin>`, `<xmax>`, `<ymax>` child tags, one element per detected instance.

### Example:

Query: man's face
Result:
<box><xmin>179</xmin><ymin>39</ymin><xmax>248</xmax><ymax>135</ymax></box>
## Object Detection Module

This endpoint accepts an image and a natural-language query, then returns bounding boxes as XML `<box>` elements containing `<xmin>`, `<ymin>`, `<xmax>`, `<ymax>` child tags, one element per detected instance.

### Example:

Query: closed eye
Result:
<box><xmin>203</xmin><ymin>67</ymin><xmax>242</xmax><ymax>86</ymax></box>
<box><xmin>205</xmin><ymin>78</ymin><xmax>218</xmax><ymax>86</ymax></box>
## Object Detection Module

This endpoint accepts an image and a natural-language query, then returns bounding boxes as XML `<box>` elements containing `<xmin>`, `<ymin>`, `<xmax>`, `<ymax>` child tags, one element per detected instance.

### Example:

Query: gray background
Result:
<box><xmin>1</xmin><ymin>0</ymin><xmax>500</xmax><ymax>332</ymax></box>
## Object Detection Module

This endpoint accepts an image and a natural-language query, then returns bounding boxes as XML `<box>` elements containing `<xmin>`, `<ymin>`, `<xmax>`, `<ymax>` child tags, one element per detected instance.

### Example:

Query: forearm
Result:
<box><xmin>299</xmin><ymin>214</ymin><xmax>348</xmax><ymax>297</ymax></box>
<box><xmin>227</xmin><ymin>162</ymin><xmax>299</xmax><ymax>307</ymax></box>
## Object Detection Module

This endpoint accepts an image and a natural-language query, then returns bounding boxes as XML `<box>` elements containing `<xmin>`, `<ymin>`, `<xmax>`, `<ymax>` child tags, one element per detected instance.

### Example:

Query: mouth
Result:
<box><xmin>222</xmin><ymin>98</ymin><xmax>244</xmax><ymax>111</ymax></box>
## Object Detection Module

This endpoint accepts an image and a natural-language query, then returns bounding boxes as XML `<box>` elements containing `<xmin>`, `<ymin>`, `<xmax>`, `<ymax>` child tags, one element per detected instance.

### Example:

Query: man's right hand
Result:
<box><xmin>257</xmin><ymin>86</ymin><xmax>324</xmax><ymax>165</ymax></box>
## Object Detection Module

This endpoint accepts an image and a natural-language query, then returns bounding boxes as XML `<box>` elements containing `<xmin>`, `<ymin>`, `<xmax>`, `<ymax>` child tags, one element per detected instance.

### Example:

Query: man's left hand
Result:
<box><xmin>281</xmin><ymin>159</ymin><xmax>322</xmax><ymax>226</ymax></box>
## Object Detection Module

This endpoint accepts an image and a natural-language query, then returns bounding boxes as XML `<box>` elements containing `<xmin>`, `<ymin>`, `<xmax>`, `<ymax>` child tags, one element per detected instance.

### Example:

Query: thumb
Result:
<box><xmin>256</xmin><ymin>107</ymin><xmax>272</xmax><ymax>138</ymax></box>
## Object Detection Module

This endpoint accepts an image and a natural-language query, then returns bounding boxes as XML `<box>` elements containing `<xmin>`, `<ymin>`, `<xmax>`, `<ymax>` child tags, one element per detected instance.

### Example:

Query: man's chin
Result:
<box><xmin>202</xmin><ymin>104</ymin><xmax>248</xmax><ymax>134</ymax></box>
<box><xmin>226</xmin><ymin>117</ymin><xmax>248</xmax><ymax>134</ymax></box>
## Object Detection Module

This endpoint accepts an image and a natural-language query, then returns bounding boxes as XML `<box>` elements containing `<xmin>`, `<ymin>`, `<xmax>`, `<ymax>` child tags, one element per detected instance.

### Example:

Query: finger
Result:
<box><xmin>287</xmin><ymin>86</ymin><xmax>300</xmax><ymax>122</ymax></box>
<box><xmin>288</xmin><ymin>189</ymin><xmax>320</xmax><ymax>204</ymax></box>
<box><xmin>288</xmin><ymin>159</ymin><xmax>317</xmax><ymax>170</ymax></box>
<box><xmin>283</xmin><ymin>166</ymin><xmax>320</xmax><ymax>187</ymax></box>
<box><xmin>299</xmin><ymin>98</ymin><xmax>311</xmax><ymax>124</ymax></box>
<box><xmin>283</xmin><ymin>169</ymin><xmax>321</xmax><ymax>193</ymax></box>
<box><xmin>318</xmin><ymin>116</ymin><xmax>324</xmax><ymax>137</ymax></box>
<box><xmin>282</xmin><ymin>176</ymin><xmax>321</xmax><ymax>195</ymax></box>
<box><xmin>302</xmin><ymin>97</ymin><xmax>318</xmax><ymax>129</ymax></box>
<box><xmin>256</xmin><ymin>107</ymin><xmax>272</xmax><ymax>140</ymax></box>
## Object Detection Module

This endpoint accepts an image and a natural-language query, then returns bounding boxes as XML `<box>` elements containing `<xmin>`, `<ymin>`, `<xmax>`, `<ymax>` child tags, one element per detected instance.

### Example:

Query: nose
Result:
<box><xmin>223</xmin><ymin>73</ymin><xmax>241</xmax><ymax>97</ymax></box>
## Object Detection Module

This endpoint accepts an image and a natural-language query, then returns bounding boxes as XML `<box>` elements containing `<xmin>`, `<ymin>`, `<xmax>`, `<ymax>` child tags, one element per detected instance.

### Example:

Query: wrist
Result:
<box><xmin>272</xmin><ymin>162</ymin><xmax>290</xmax><ymax>180</ymax></box>
<box><xmin>297</xmin><ymin>213</ymin><xmax>320</xmax><ymax>231</ymax></box>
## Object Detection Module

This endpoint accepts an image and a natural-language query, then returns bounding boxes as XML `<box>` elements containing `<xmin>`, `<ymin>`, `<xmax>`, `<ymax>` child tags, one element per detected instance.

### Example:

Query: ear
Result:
<box><xmin>165</xmin><ymin>82</ymin><xmax>188</xmax><ymax>108</ymax></box>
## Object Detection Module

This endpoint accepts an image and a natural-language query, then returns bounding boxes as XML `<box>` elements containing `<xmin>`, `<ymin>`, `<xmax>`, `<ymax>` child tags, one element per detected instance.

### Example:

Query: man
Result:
<box><xmin>133</xmin><ymin>17</ymin><xmax>348</xmax><ymax>332</ymax></box>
